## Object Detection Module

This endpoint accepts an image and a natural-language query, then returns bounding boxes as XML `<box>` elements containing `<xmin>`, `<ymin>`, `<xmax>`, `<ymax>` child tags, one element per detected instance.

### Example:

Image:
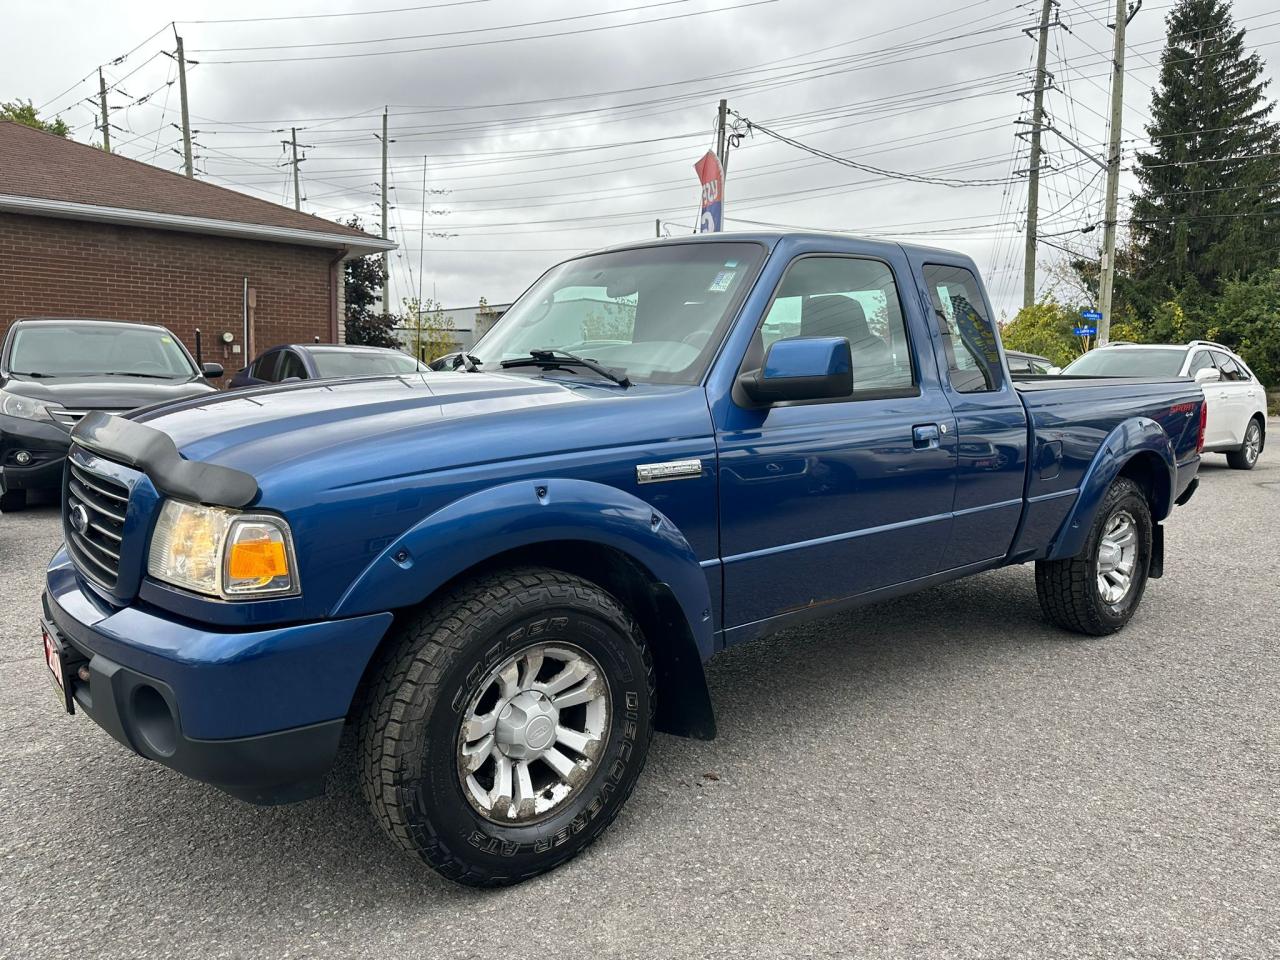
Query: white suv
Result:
<box><xmin>1061</xmin><ymin>340</ymin><xmax>1268</xmax><ymax>470</ymax></box>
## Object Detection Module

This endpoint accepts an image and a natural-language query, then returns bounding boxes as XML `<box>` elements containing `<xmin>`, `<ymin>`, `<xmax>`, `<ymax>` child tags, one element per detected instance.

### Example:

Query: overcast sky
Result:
<box><xmin>7</xmin><ymin>0</ymin><xmax>1277</xmax><ymax>319</ymax></box>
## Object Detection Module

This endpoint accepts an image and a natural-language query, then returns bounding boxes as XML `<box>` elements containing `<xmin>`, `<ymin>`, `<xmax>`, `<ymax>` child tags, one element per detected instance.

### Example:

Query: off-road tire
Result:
<box><xmin>1035</xmin><ymin>477</ymin><xmax>1153</xmax><ymax>636</ymax></box>
<box><xmin>358</xmin><ymin>566</ymin><xmax>654</xmax><ymax>887</ymax></box>
<box><xmin>1226</xmin><ymin>416</ymin><xmax>1264</xmax><ymax>470</ymax></box>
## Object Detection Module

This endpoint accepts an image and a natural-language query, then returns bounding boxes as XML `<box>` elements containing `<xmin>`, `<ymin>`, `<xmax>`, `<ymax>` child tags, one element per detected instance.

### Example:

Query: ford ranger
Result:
<box><xmin>39</xmin><ymin>233</ymin><xmax>1204</xmax><ymax>887</ymax></box>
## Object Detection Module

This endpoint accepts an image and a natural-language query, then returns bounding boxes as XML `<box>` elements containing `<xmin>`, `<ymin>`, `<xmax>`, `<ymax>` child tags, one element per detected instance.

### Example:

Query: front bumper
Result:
<box><xmin>0</xmin><ymin>413</ymin><xmax>71</xmax><ymax>494</ymax></box>
<box><xmin>43</xmin><ymin>550</ymin><xmax>393</xmax><ymax>804</ymax></box>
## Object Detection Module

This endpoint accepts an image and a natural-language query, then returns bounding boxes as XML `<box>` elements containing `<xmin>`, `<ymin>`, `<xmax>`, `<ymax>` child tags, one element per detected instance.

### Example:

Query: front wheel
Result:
<box><xmin>1035</xmin><ymin>477</ymin><xmax>1153</xmax><ymax>636</ymax></box>
<box><xmin>1226</xmin><ymin>417</ymin><xmax>1264</xmax><ymax>470</ymax></box>
<box><xmin>358</xmin><ymin>567</ymin><xmax>654</xmax><ymax>887</ymax></box>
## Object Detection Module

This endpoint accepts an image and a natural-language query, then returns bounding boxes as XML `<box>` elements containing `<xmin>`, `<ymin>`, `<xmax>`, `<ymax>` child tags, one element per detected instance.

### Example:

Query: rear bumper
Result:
<box><xmin>0</xmin><ymin>413</ymin><xmax>70</xmax><ymax>493</ymax></box>
<box><xmin>43</xmin><ymin>550</ymin><xmax>393</xmax><ymax>804</ymax></box>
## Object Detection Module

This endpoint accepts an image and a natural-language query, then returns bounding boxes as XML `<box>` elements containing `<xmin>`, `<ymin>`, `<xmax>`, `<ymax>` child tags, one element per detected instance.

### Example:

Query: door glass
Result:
<box><xmin>758</xmin><ymin>256</ymin><xmax>915</xmax><ymax>394</ymax></box>
<box><xmin>922</xmin><ymin>264</ymin><xmax>1004</xmax><ymax>393</ymax></box>
<box><xmin>277</xmin><ymin>351</ymin><xmax>308</xmax><ymax>380</ymax></box>
<box><xmin>254</xmin><ymin>352</ymin><xmax>282</xmax><ymax>382</ymax></box>
<box><xmin>1187</xmin><ymin>351</ymin><xmax>1214</xmax><ymax>377</ymax></box>
<box><xmin>1215</xmin><ymin>354</ymin><xmax>1247</xmax><ymax>381</ymax></box>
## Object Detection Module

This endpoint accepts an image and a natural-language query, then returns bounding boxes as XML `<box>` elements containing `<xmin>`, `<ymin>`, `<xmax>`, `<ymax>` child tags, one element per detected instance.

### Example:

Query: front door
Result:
<box><xmin>715</xmin><ymin>251</ymin><xmax>957</xmax><ymax>633</ymax></box>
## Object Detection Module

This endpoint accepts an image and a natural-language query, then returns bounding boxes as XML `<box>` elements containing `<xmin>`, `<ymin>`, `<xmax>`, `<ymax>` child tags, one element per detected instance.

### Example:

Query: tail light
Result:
<box><xmin>1197</xmin><ymin>400</ymin><xmax>1207</xmax><ymax>453</ymax></box>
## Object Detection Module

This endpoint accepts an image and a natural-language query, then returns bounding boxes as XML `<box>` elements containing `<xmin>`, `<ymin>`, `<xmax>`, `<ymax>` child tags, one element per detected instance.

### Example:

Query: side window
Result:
<box><xmin>253</xmin><ymin>351</ymin><xmax>281</xmax><ymax>382</ymax></box>
<box><xmin>1008</xmin><ymin>356</ymin><xmax>1032</xmax><ymax>375</ymax></box>
<box><xmin>277</xmin><ymin>350</ymin><xmax>308</xmax><ymax>380</ymax></box>
<box><xmin>758</xmin><ymin>256</ymin><xmax>915</xmax><ymax>395</ymax></box>
<box><xmin>1215</xmin><ymin>354</ymin><xmax>1246</xmax><ymax>381</ymax></box>
<box><xmin>922</xmin><ymin>264</ymin><xmax>1004</xmax><ymax>393</ymax></box>
<box><xmin>1187</xmin><ymin>351</ymin><xmax>1214</xmax><ymax>377</ymax></box>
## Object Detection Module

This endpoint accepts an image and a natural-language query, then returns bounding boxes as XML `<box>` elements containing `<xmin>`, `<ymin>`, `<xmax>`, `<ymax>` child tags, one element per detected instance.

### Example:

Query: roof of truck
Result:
<box><xmin>592</xmin><ymin>230</ymin><xmax>971</xmax><ymax>261</ymax></box>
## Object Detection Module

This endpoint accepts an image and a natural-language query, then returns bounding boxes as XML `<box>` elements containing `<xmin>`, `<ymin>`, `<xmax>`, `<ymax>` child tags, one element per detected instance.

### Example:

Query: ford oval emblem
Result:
<box><xmin>69</xmin><ymin>503</ymin><xmax>90</xmax><ymax>535</ymax></box>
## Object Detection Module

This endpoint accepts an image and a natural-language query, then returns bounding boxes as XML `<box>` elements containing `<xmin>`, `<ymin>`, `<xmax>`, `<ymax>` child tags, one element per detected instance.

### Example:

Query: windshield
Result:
<box><xmin>468</xmin><ymin>241</ymin><xmax>766</xmax><ymax>385</ymax></box>
<box><xmin>310</xmin><ymin>348</ymin><xmax>425</xmax><ymax>378</ymax></box>
<box><xmin>8</xmin><ymin>323</ymin><xmax>196</xmax><ymax>378</ymax></box>
<box><xmin>1062</xmin><ymin>348</ymin><xmax>1185</xmax><ymax>377</ymax></box>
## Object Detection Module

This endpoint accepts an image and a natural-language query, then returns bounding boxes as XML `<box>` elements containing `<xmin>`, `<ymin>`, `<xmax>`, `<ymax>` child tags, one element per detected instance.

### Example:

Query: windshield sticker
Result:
<box><xmin>724</xmin><ymin>260</ymin><xmax>738</xmax><ymax>268</ymax></box>
<box><xmin>161</xmin><ymin>336</ymin><xmax>173</xmax><ymax>343</ymax></box>
<box><xmin>708</xmin><ymin>270</ymin><xmax>735</xmax><ymax>293</ymax></box>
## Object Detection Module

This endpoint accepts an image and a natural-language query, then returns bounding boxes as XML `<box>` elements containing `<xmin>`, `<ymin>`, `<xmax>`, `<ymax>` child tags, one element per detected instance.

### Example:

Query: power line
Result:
<box><xmin>197</xmin><ymin>0</ymin><xmax>781</xmax><ymax>64</ymax></box>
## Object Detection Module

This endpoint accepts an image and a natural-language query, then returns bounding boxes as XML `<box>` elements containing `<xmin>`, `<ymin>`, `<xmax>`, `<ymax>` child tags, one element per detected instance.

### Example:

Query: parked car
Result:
<box><xmin>1005</xmin><ymin>350</ymin><xmax>1060</xmax><ymax>376</ymax></box>
<box><xmin>0</xmin><ymin>317</ymin><xmax>220</xmax><ymax>512</ymax></box>
<box><xmin>228</xmin><ymin>343</ymin><xmax>425</xmax><ymax>388</ymax></box>
<box><xmin>1061</xmin><ymin>340</ymin><xmax>1266</xmax><ymax>469</ymax></box>
<box><xmin>42</xmin><ymin>233</ymin><xmax>1204</xmax><ymax>887</ymax></box>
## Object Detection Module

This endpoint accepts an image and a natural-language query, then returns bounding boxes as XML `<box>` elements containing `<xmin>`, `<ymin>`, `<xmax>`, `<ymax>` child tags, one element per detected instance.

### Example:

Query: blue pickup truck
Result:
<box><xmin>41</xmin><ymin>233</ymin><xmax>1204</xmax><ymax>887</ymax></box>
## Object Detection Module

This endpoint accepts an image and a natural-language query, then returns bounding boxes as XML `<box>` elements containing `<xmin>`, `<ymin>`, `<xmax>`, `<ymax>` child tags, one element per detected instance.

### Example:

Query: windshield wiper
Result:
<box><xmin>9</xmin><ymin>370</ymin><xmax>50</xmax><ymax>378</ymax></box>
<box><xmin>450</xmin><ymin>353</ymin><xmax>484</xmax><ymax>372</ymax></box>
<box><xmin>500</xmin><ymin>349</ymin><xmax>631</xmax><ymax>388</ymax></box>
<box><xmin>98</xmin><ymin>371</ymin><xmax>177</xmax><ymax>380</ymax></box>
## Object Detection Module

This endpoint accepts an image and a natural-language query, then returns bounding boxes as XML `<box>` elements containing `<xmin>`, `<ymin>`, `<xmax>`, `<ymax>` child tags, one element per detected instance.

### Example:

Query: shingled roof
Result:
<box><xmin>0</xmin><ymin>121</ymin><xmax>394</xmax><ymax>256</ymax></box>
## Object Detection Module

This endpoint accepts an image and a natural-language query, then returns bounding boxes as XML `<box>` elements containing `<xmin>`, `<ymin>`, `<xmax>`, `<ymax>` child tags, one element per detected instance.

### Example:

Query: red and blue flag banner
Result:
<box><xmin>694</xmin><ymin>150</ymin><xmax>724</xmax><ymax>233</ymax></box>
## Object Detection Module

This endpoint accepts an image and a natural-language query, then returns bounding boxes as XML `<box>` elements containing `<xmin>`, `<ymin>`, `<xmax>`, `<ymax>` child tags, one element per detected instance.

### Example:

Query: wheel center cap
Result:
<box><xmin>495</xmin><ymin>690</ymin><xmax>559</xmax><ymax>760</ymax></box>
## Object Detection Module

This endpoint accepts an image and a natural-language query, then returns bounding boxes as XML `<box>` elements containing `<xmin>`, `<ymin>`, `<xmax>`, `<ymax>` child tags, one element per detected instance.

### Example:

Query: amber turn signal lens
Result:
<box><xmin>228</xmin><ymin>539</ymin><xmax>289</xmax><ymax>581</ymax></box>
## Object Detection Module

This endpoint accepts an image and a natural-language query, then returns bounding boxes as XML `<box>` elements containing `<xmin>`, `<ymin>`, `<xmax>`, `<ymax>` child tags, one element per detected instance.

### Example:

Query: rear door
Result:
<box><xmin>1186</xmin><ymin>350</ymin><xmax>1230</xmax><ymax>447</ymax></box>
<box><xmin>911</xmin><ymin>258</ymin><xmax>1029</xmax><ymax>571</ymax></box>
<box><xmin>714</xmin><ymin>246</ymin><xmax>958</xmax><ymax>632</ymax></box>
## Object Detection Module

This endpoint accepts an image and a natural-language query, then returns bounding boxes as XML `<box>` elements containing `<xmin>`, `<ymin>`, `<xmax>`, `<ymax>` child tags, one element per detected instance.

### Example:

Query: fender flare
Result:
<box><xmin>1047</xmin><ymin>417</ymin><xmax>1176</xmax><ymax>561</ymax></box>
<box><xmin>332</xmin><ymin>477</ymin><xmax>717</xmax><ymax>735</ymax></box>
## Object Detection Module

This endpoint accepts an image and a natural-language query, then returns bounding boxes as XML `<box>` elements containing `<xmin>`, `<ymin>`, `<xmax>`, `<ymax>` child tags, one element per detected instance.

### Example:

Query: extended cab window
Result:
<box><xmin>922</xmin><ymin>264</ymin><xmax>1003</xmax><ymax>393</ymax></box>
<box><xmin>759</xmin><ymin>256</ymin><xmax>915</xmax><ymax>395</ymax></box>
<box><xmin>253</xmin><ymin>352</ymin><xmax>282</xmax><ymax>382</ymax></box>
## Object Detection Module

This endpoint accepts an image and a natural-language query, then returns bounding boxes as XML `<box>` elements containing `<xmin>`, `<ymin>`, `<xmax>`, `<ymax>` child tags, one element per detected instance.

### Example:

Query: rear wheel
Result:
<box><xmin>358</xmin><ymin>567</ymin><xmax>654</xmax><ymax>887</ymax></box>
<box><xmin>1035</xmin><ymin>477</ymin><xmax>1153</xmax><ymax>636</ymax></box>
<box><xmin>1226</xmin><ymin>417</ymin><xmax>1264</xmax><ymax>470</ymax></box>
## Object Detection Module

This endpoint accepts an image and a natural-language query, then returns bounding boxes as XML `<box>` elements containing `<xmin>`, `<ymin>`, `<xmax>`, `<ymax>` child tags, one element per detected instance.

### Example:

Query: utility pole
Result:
<box><xmin>1023</xmin><ymin>0</ymin><xmax>1055</xmax><ymax>308</ymax></box>
<box><xmin>176</xmin><ymin>35</ymin><xmax>194</xmax><ymax>178</ymax></box>
<box><xmin>97</xmin><ymin>68</ymin><xmax>111</xmax><ymax>153</ymax></box>
<box><xmin>417</xmin><ymin>156</ymin><xmax>427</xmax><ymax>313</ymax></box>
<box><xmin>380</xmin><ymin>107</ymin><xmax>390</xmax><ymax>316</ymax></box>
<box><xmin>290</xmin><ymin>128</ymin><xmax>302</xmax><ymax>211</ymax></box>
<box><xmin>1097</xmin><ymin>0</ymin><xmax>1137</xmax><ymax>346</ymax></box>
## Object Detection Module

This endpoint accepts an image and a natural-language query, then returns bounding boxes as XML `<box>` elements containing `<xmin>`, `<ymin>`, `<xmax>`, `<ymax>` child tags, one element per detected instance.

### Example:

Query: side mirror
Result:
<box><xmin>1194</xmin><ymin>367</ymin><xmax>1221</xmax><ymax>384</ymax></box>
<box><xmin>736</xmin><ymin>336</ymin><xmax>852</xmax><ymax>406</ymax></box>
<box><xmin>202</xmin><ymin>362</ymin><xmax>224</xmax><ymax>379</ymax></box>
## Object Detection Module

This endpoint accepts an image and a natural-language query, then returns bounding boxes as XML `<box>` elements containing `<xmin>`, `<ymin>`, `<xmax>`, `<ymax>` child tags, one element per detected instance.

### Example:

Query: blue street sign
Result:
<box><xmin>1080</xmin><ymin>309</ymin><xmax>1102</xmax><ymax>321</ymax></box>
<box><xmin>1074</xmin><ymin>326</ymin><xmax>1097</xmax><ymax>336</ymax></box>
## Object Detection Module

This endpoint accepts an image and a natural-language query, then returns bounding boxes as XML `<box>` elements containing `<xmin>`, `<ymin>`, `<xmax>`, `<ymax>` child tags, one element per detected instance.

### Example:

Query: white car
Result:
<box><xmin>1061</xmin><ymin>340</ymin><xmax>1267</xmax><ymax>470</ymax></box>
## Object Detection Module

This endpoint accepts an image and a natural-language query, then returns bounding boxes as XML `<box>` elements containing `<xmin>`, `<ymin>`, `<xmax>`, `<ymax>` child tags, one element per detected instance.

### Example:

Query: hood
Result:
<box><xmin>2</xmin><ymin>374</ymin><xmax>217</xmax><ymax>411</ymax></box>
<box><xmin>133</xmin><ymin>371</ymin><xmax>709</xmax><ymax>505</ymax></box>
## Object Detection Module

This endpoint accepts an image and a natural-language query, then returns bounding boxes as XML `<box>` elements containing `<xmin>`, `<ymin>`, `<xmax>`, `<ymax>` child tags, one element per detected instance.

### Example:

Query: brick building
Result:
<box><xmin>0</xmin><ymin>122</ymin><xmax>394</xmax><ymax>378</ymax></box>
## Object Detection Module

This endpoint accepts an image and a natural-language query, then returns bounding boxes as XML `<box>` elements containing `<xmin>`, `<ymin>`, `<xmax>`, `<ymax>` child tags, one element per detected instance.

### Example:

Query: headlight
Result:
<box><xmin>147</xmin><ymin>499</ymin><xmax>299</xmax><ymax>599</ymax></box>
<box><xmin>0</xmin><ymin>388</ymin><xmax>63</xmax><ymax>422</ymax></box>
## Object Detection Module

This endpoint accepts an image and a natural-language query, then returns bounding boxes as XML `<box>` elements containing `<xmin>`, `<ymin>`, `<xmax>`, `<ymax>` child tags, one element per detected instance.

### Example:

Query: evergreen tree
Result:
<box><xmin>1131</xmin><ymin>0</ymin><xmax>1280</xmax><ymax>296</ymax></box>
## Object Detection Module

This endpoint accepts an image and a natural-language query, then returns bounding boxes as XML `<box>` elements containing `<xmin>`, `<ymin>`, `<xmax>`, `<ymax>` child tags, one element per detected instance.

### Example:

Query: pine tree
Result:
<box><xmin>1131</xmin><ymin>0</ymin><xmax>1280</xmax><ymax>296</ymax></box>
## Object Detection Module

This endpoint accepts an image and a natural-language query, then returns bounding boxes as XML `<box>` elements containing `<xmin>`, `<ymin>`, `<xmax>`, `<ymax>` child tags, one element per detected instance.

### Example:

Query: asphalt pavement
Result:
<box><xmin>1</xmin><ymin>437</ymin><xmax>1277</xmax><ymax>959</ymax></box>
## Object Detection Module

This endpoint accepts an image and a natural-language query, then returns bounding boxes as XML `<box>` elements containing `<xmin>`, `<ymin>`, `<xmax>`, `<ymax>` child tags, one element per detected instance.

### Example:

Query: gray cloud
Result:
<box><xmin>11</xmin><ymin>0</ymin><xmax>1278</xmax><ymax>318</ymax></box>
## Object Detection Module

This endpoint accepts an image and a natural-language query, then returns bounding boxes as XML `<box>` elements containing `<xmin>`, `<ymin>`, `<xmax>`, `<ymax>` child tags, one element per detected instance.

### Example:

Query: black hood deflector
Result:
<box><xmin>71</xmin><ymin>411</ymin><xmax>259</xmax><ymax>508</ymax></box>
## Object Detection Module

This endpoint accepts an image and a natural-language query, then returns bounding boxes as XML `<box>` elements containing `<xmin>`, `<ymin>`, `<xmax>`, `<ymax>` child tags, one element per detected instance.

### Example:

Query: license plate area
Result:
<box><xmin>41</xmin><ymin>620</ymin><xmax>85</xmax><ymax>715</ymax></box>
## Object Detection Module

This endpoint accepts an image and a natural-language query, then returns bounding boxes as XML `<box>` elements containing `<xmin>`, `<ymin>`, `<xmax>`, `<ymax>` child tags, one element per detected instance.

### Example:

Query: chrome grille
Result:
<box><xmin>64</xmin><ymin>458</ymin><xmax>129</xmax><ymax>589</ymax></box>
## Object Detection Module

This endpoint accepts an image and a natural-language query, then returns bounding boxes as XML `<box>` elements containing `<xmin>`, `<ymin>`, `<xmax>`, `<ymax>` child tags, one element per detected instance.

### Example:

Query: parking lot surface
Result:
<box><xmin>1</xmin><ymin>439</ymin><xmax>1277</xmax><ymax>959</ymax></box>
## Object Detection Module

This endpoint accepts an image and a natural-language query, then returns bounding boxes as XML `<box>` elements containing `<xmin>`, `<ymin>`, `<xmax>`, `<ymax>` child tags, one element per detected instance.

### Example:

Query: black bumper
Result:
<box><xmin>41</xmin><ymin>598</ymin><xmax>343</xmax><ymax>805</ymax></box>
<box><xmin>0</xmin><ymin>413</ymin><xmax>70</xmax><ymax>493</ymax></box>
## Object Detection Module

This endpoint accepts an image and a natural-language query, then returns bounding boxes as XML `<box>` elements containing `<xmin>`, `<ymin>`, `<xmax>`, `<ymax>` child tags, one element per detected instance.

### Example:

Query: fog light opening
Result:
<box><xmin>132</xmin><ymin>684</ymin><xmax>178</xmax><ymax>758</ymax></box>
<box><xmin>14</xmin><ymin>450</ymin><xmax>32</xmax><ymax>466</ymax></box>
